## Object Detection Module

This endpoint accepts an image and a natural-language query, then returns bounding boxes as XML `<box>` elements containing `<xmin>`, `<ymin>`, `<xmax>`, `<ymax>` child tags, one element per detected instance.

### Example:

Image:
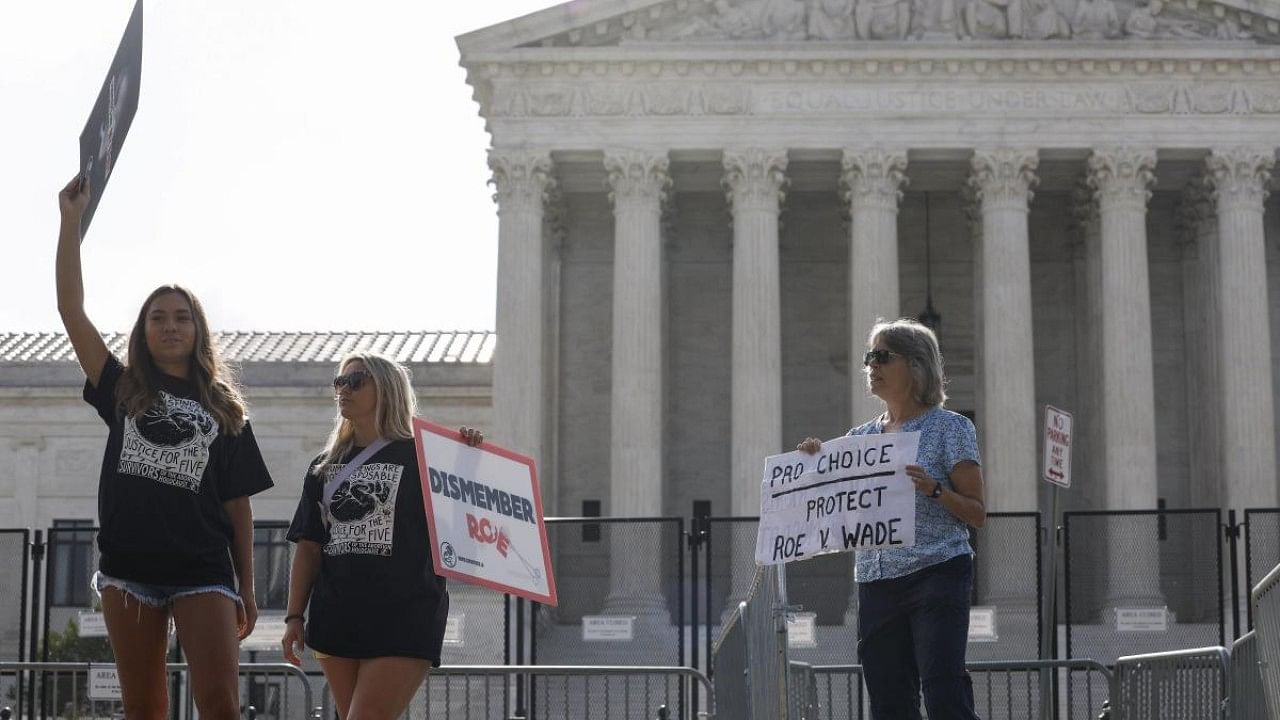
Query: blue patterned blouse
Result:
<box><xmin>847</xmin><ymin>407</ymin><xmax>981</xmax><ymax>583</ymax></box>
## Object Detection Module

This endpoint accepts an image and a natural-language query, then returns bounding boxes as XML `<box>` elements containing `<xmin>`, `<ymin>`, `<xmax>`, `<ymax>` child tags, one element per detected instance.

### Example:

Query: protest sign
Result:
<box><xmin>755</xmin><ymin>432</ymin><xmax>920</xmax><ymax>566</ymax></box>
<box><xmin>78</xmin><ymin>0</ymin><xmax>143</xmax><ymax>237</ymax></box>
<box><xmin>414</xmin><ymin>418</ymin><xmax>557</xmax><ymax>606</ymax></box>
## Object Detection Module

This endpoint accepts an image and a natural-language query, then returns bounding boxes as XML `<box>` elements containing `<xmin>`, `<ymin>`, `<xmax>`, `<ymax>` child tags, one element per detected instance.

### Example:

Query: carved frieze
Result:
<box><xmin>633</xmin><ymin>0</ymin><xmax>1246</xmax><ymax>43</ymax></box>
<box><xmin>490</xmin><ymin>79</ymin><xmax>1280</xmax><ymax>119</ymax></box>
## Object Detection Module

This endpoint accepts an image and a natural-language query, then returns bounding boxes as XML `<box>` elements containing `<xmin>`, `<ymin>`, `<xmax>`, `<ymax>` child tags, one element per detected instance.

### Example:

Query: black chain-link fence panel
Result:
<box><xmin>967</xmin><ymin>512</ymin><xmax>1042</xmax><ymax>661</ymax></box>
<box><xmin>532</xmin><ymin>518</ymin><xmax>684</xmax><ymax>666</ymax></box>
<box><xmin>1064</xmin><ymin>510</ymin><xmax>1222</xmax><ymax>666</ymax></box>
<box><xmin>1245</xmin><ymin>508</ymin><xmax>1280</xmax><ymax>630</ymax></box>
<box><xmin>0</xmin><ymin>530</ymin><xmax>27</xmax><ymax>662</ymax></box>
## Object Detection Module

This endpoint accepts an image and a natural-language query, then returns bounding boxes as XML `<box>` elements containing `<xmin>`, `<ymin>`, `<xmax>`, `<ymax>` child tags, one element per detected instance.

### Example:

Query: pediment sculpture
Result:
<box><xmin>646</xmin><ymin>0</ymin><xmax>1245</xmax><ymax>42</ymax></box>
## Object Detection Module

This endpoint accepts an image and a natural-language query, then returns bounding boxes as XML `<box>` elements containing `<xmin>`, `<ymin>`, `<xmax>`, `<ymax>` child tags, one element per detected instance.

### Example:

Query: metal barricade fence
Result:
<box><xmin>1250</xmin><ymin>560</ymin><xmax>1280</xmax><ymax>715</ymax></box>
<box><xmin>1111</xmin><ymin>646</ymin><xmax>1229</xmax><ymax>720</ymax></box>
<box><xmin>700</xmin><ymin>514</ymin><xmax>1041</xmax><ymax>669</ymax></box>
<box><xmin>1063</xmin><ymin>510</ymin><xmax>1224</xmax><ymax>666</ymax></box>
<box><xmin>809</xmin><ymin>660</ymin><xmax>1112</xmax><ymax>720</ymax></box>
<box><xmin>1244</xmin><ymin>510</ymin><xmax>1279</xmax><ymax>630</ymax></box>
<box><xmin>711</xmin><ymin>564</ymin><xmax>789</xmax><ymax>720</ymax></box>
<box><xmin>1228</xmin><ymin>630</ymin><xmax>1269</xmax><ymax>720</ymax></box>
<box><xmin>0</xmin><ymin>661</ymin><xmax>314</xmax><ymax>720</ymax></box>
<box><xmin>313</xmin><ymin>666</ymin><xmax>712</xmax><ymax>720</ymax></box>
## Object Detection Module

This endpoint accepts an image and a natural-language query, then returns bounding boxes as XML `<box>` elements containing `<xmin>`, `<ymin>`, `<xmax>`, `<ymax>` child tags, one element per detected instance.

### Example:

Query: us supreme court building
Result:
<box><xmin>461</xmin><ymin>0</ymin><xmax>1280</xmax><ymax>661</ymax></box>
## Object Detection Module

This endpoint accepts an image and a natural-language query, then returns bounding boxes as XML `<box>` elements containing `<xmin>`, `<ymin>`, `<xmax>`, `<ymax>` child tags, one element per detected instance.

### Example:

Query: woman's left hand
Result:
<box><xmin>905</xmin><ymin>464</ymin><xmax>940</xmax><ymax>497</ymax></box>
<box><xmin>460</xmin><ymin>426</ymin><xmax>483</xmax><ymax>447</ymax></box>
<box><xmin>237</xmin><ymin>594</ymin><xmax>259</xmax><ymax>640</ymax></box>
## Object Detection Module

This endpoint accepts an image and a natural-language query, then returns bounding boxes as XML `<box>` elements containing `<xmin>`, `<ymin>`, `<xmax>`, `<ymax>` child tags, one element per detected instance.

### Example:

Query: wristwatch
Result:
<box><xmin>930</xmin><ymin>481</ymin><xmax>943</xmax><ymax>499</ymax></box>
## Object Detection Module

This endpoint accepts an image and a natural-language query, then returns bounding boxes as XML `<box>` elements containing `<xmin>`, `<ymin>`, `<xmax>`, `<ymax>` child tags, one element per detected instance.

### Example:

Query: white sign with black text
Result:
<box><xmin>1043</xmin><ymin>406</ymin><xmax>1073</xmax><ymax>488</ymax></box>
<box><xmin>1116</xmin><ymin>607</ymin><xmax>1168</xmax><ymax>632</ymax></box>
<box><xmin>88</xmin><ymin>665</ymin><xmax>122</xmax><ymax>701</ymax></box>
<box><xmin>787</xmin><ymin>612</ymin><xmax>818</xmax><ymax>648</ymax></box>
<box><xmin>582</xmin><ymin>616</ymin><xmax>635</xmax><ymax>642</ymax></box>
<box><xmin>756</xmin><ymin>433</ymin><xmax>920</xmax><ymax>566</ymax></box>
<box><xmin>77</xmin><ymin>611</ymin><xmax>108</xmax><ymax>638</ymax></box>
<box><xmin>968</xmin><ymin>606</ymin><xmax>999</xmax><ymax>642</ymax></box>
<box><xmin>444</xmin><ymin>614</ymin><xmax>465</xmax><ymax>646</ymax></box>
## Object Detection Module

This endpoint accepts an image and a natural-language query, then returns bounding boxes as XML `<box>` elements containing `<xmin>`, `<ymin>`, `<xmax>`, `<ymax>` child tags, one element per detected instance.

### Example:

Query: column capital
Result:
<box><xmin>604</xmin><ymin>149</ymin><xmax>672</xmax><ymax>207</ymax></box>
<box><xmin>959</xmin><ymin>184</ymin><xmax>982</xmax><ymax>241</ymax></box>
<box><xmin>840</xmin><ymin>148</ymin><xmax>909</xmax><ymax>211</ymax></box>
<box><xmin>1205</xmin><ymin>147</ymin><xmax>1275</xmax><ymax>211</ymax></box>
<box><xmin>488</xmin><ymin>148</ymin><xmax>556</xmax><ymax>211</ymax></box>
<box><xmin>969</xmin><ymin>148</ymin><xmax>1039</xmax><ymax>211</ymax></box>
<box><xmin>722</xmin><ymin>148</ymin><xmax>789</xmax><ymax>212</ymax></box>
<box><xmin>1087</xmin><ymin>147</ymin><xmax>1156</xmax><ymax>211</ymax></box>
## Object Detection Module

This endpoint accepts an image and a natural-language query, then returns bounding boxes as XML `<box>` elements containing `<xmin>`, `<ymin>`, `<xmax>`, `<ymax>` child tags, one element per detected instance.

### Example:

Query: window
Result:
<box><xmin>50</xmin><ymin>520</ymin><xmax>95</xmax><ymax>607</ymax></box>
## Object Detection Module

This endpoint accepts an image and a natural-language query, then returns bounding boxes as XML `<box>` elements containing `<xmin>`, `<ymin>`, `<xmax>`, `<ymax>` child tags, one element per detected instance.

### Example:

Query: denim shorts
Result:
<box><xmin>92</xmin><ymin>571</ymin><xmax>241</xmax><ymax>609</ymax></box>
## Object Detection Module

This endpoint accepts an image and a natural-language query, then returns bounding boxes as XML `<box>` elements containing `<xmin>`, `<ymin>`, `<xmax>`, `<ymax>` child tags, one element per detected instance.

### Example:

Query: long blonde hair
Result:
<box><xmin>317</xmin><ymin>352</ymin><xmax>417</xmax><ymax>472</ymax></box>
<box><xmin>116</xmin><ymin>285</ymin><xmax>247</xmax><ymax>435</ymax></box>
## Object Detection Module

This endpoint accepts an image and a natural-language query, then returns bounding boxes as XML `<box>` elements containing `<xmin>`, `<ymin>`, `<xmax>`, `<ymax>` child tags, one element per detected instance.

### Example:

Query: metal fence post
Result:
<box><xmin>26</xmin><ymin>530</ymin><xmax>43</xmax><ymax>720</ymax></box>
<box><xmin>1227</xmin><ymin>509</ymin><xmax>1242</xmax><ymax>641</ymax></box>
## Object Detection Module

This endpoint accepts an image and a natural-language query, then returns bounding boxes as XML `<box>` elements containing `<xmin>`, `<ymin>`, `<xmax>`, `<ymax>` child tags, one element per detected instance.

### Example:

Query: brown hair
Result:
<box><xmin>115</xmin><ymin>285</ymin><xmax>247</xmax><ymax>435</ymax></box>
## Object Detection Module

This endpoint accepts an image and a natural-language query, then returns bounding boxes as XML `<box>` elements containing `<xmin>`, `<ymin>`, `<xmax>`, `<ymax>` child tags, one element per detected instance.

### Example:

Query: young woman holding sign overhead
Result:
<box><xmin>282</xmin><ymin>352</ymin><xmax>481</xmax><ymax>719</ymax></box>
<box><xmin>798</xmin><ymin>319</ymin><xmax>986</xmax><ymax>720</ymax></box>
<box><xmin>56</xmin><ymin>176</ymin><xmax>274</xmax><ymax>720</ymax></box>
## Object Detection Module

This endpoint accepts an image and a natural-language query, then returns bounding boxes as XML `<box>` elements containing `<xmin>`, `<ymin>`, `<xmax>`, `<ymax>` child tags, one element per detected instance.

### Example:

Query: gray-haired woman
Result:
<box><xmin>798</xmin><ymin>319</ymin><xmax>987</xmax><ymax>720</ymax></box>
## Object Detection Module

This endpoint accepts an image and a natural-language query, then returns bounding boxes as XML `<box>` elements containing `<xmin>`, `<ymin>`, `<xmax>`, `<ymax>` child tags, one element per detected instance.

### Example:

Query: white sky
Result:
<box><xmin>0</xmin><ymin>0</ymin><xmax>559</xmax><ymax>333</ymax></box>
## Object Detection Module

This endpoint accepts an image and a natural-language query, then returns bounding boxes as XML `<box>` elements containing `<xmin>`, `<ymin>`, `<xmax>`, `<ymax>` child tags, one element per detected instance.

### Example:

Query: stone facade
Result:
<box><xmin>460</xmin><ymin>0</ymin><xmax>1280</xmax><ymax>630</ymax></box>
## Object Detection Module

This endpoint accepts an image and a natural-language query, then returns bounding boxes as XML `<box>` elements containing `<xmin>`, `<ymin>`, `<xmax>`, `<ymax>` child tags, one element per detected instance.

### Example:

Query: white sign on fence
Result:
<box><xmin>968</xmin><ymin>606</ymin><xmax>999</xmax><ymax>642</ymax></box>
<box><xmin>787</xmin><ymin>612</ymin><xmax>818</xmax><ymax>648</ymax></box>
<box><xmin>1115</xmin><ymin>607</ymin><xmax>1168</xmax><ymax>632</ymax></box>
<box><xmin>77</xmin><ymin>611</ymin><xmax>108</xmax><ymax>638</ymax></box>
<box><xmin>88</xmin><ymin>664</ymin><xmax>122</xmax><ymax>701</ymax></box>
<box><xmin>755</xmin><ymin>432</ymin><xmax>920</xmax><ymax>566</ymax></box>
<box><xmin>582</xmin><ymin>616</ymin><xmax>635</xmax><ymax>642</ymax></box>
<box><xmin>241</xmin><ymin>615</ymin><xmax>288</xmax><ymax>652</ymax></box>
<box><xmin>444</xmin><ymin>614</ymin><xmax>465</xmax><ymax>646</ymax></box>
<box><xmin>1043</xmin><ymin>406</ymin><xmax>1073</xmax><ymax>488</ymax></box>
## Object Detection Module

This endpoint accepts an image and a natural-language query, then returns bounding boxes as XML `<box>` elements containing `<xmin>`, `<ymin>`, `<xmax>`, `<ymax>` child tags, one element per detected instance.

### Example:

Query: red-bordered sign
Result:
<box><xmin>414</xmin><ymin>418</ymin><xmax>557</xmax><ymax>606</ymax></box>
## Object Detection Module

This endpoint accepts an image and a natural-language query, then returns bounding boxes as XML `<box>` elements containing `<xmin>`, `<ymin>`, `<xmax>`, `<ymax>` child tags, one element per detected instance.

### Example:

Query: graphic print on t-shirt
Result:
<box><xmin>117</xmin><ymin>391</ymin><xmax>219</xmax><ymax>492</ymax></box>
<box><xmin>321</xmin><ymin>463</ymin><xmax>404</xmax><ymax>557</ymax></box>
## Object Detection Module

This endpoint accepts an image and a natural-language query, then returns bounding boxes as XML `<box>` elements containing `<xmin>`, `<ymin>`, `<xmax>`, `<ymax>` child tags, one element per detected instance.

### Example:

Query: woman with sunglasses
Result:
<box><xmin>282</xmin><ymin>352</ymin><xmax>481</xmax><ymax>719</ymax></box>
<box><xmin>56</xmin><ymin>176</ymin><xmax>274</xmax><ymax>719</ymax></box>
<box><xmin>798</xmin><ymin>319</ymin><xmax>986</xmax><ymax>720</ymax></box>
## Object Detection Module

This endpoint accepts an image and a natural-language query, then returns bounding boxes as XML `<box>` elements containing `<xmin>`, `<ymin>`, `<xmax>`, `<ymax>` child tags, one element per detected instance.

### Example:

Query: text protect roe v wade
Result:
<box><xmin>755</xmin><ymin>432</ymin><xmax>920</xmax><ymax>566</ymax></box>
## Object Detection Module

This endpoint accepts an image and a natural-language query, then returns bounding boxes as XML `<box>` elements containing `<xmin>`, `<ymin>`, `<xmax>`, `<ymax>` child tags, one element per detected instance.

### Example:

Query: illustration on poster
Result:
<box><xmin>94</xmin><ymin>71</ymin><xmax>130</xmax><ymax>180</ymax></box>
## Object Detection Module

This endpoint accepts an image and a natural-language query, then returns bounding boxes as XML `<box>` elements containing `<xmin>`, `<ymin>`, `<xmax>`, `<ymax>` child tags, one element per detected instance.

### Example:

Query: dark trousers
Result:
<box><xmin>858</xmin><ymin>554</ymin><xmax>981</xmax><ymax>720</ymax></box>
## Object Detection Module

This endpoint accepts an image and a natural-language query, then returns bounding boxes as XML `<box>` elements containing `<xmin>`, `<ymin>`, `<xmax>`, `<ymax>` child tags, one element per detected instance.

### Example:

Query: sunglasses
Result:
<box><xmin>863</xmin><ymin>350</ymin><xmax>902</xmax><ymax>367</ymax></box>
<box><xmin>333</xmin><ymin>370</ymin><xmax>372</xmax><ymax>392</ymax></box>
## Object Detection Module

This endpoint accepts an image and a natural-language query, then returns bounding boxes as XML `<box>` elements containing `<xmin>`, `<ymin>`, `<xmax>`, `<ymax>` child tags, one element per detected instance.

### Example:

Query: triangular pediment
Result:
<box><xmin>458</xmin><ymin>0</ymin><xmax>1280</xmax><ymax>55</ymax></box>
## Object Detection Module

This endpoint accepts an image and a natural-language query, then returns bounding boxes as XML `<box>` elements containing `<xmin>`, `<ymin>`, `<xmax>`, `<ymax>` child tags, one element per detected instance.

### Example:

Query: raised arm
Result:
<box><xmin>56</xmin><ymin>175</ymin><xmax>108</xmax><ymax>386</ymax></box>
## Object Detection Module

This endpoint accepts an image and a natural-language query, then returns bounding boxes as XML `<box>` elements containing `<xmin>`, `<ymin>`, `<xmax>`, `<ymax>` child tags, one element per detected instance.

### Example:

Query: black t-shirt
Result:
<box><xmin>287</xmin><ymin>439</ymin><xmax>449</xmax><ymax>664</ymax></box>
<box><xmin>83</xmin><ymin>355</ymin><xmax>274</xmax><ymax>587</ymax></box>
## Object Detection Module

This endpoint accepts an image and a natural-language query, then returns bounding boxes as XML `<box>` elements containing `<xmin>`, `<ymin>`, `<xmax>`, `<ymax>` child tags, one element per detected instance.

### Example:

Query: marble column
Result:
<box><xmin>1089</xmin><ymin>147</ymin><xmax>1159</xmax><ymax>512</ymax></box>
<box><xmin>488</xmin><ymin>149</ymin><xmax>555</xmax><ymax>463</ymax></box>
<box><xmin>1088</xmin><ymin>147</ymin><xmax>1163</xmax><ymax>609</ymax></box>
<box><xmin>968</xmin><ymin>149</ymin><xmax>1039</xmax><ymax>512</ymax></box>
<box><xmin>724</xmin><ymin>148</ymin><xmax>788</xmax><ymax>613</ymax></box>
<box><xmin>724</xmin><ymin>148</ymin><xmax>789</xmax><ymax>518</ymax></box>
<box><xmin>603</xmin><ymin>149</ymin><xmax>671</xmax><ymax>618</ymax></box>
<box><xmin>841</xmin><ymin>148</ymin><xmax>909</xmax><ymax>426</ymax></box>
<box><xmin>1206</xmin><ymin>148</ymin><xmax>1279</xmax><ymax>511</ymax></box>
